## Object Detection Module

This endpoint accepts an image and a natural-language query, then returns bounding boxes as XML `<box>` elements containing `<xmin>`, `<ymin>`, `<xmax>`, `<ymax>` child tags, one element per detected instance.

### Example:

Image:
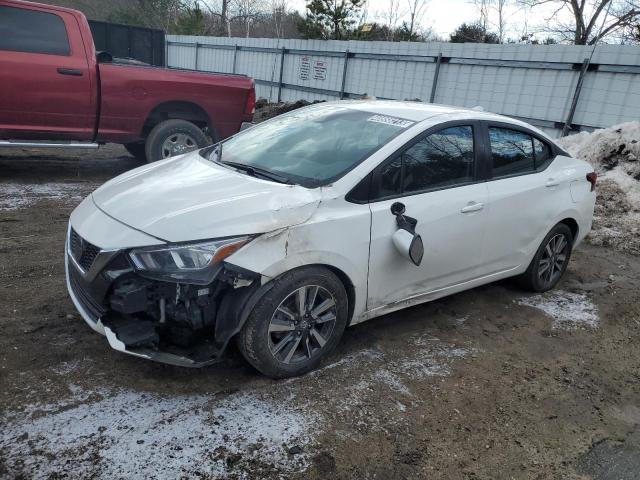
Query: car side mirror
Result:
<box><xmin>97</xmin><ymin>51</ymin><xmax>113</xmax><ymax>64</ymax></box>
<box><xmin>392</xmin><ymin>229</ymin><xmax>424</xmax><ymax>266</ymax></box>
<box><xmin>390</xmin><ymin>201</ymin><xmax>423</xmax><ymax>266</ymax></box>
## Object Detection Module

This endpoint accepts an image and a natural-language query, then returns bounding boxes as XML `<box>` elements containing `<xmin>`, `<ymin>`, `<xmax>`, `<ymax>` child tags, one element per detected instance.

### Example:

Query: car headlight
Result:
<box><xmin>129</xmin><ymin>237</ymin><xmax>250</xmax><ymax>284</ymax></box>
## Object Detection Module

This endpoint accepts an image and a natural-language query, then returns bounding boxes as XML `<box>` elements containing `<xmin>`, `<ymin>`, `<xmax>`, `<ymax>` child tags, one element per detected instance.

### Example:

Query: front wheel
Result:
<box><xmin>518</xmin><ymin>223</ymin><xmax>574</xmax><ymax>292</ymax></box>
<box><xmin>237</xmin><ymin>267</ymin><xmax>349</xmax><ymax>378</ymax></box>
<box><xmin>145</xmin><ymin>119</ymin><xmax>209</xmax><ymax>162</ymax></box>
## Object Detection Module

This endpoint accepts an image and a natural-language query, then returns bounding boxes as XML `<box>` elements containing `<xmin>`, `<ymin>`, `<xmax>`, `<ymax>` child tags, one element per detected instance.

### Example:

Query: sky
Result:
<box><xmin>289</xmin><ymin>0</ymin><xmax>573</xmax><ymax>41</ymax></box>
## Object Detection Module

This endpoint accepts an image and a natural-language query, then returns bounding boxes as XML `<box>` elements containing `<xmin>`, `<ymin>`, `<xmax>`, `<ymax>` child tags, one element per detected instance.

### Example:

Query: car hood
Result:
<box><xmin>91</xmin><ymin>152</ymin><xmax>322</xmax><ymax>242</ymax></box>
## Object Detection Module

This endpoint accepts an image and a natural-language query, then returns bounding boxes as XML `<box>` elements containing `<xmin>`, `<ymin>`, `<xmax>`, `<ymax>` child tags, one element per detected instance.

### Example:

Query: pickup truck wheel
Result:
<box><xmin>237</xmin><ymin>266</ymin><xmax>349</xmax><ymax>379</ymax></box>
<box><xmin>124</xmin><ymin>143</ymin><xmax>146</xmax><ymax>161</ymax></box>
<box><xmin>145</xmin><ymin>119</ymin><xmax>208</xmax><ymax>162</ymax></box>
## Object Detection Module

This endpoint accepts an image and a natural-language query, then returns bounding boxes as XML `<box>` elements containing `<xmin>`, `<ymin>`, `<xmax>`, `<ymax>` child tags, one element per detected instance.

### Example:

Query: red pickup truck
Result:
<box><xmin>0</xmin><ymin>0</ymin><xmax>255</xmax><ymax>162</ymax></box>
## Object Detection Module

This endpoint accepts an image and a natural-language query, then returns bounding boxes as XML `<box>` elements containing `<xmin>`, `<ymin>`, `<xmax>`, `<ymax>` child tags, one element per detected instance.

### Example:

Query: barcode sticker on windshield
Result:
<box><xmin>367</xmin><ymin>114</ymin><xmax>414</xmax><ymax>128</ymax></box>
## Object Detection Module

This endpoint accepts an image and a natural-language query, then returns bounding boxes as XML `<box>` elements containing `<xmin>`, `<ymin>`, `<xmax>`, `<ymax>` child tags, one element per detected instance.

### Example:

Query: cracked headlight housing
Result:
<box><xmin>129</xmin><ymin>237</ymin><xmax>250</xmax><ymax>284</ymax></box>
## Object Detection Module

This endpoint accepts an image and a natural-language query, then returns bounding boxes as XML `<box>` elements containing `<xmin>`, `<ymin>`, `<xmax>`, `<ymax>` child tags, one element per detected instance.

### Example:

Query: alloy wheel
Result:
<box><xmin>538</xmin><ymin>233</ymin><xmax>568</xmax><ymax>287</ymax></box>
<box><xmin>268</xmin><ymin>285</ymin><xmax>337</xmax><ymax>364</ymax></box>
<box><xmin>161</xmin><ymin>133</ymin><xmax>198</xmax><ymax>158</ymax></box>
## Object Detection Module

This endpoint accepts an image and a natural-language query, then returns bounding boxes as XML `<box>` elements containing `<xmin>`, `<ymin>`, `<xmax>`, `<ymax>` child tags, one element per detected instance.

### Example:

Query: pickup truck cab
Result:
<box><xmin>0</xmin><ymin>0</ymin><xmax>255</xmax><ymax>162</ymax></box>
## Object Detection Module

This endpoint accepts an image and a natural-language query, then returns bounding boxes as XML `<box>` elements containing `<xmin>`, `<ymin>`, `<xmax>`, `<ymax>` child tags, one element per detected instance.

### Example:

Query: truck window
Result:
<box><xmin>0</xmin><ymin>6</ymin><xmax>70</xmax><ymax>56</ymax></box>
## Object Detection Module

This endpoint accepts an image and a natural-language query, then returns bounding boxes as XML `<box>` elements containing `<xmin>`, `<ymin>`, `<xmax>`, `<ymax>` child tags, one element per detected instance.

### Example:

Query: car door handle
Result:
<box><xmin>545</xmin><ymin>178</ymin><xmax>560</xmax><ymax>187</ymax></box>
<box><xmin>57</xmin><ymin>68</ymin><xmax>83</xmax><ymax>76</ymax></box>
<box><xmin>461</xmin><ymin>202</ymin><xmax>484</xmax><ymax>213</ymax></box>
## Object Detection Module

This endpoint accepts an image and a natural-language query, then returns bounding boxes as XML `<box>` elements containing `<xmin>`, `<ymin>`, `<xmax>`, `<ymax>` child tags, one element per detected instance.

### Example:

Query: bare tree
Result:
<box><xmin>494</xmin><ymin>0</ymin><xmax>509</xmax><ymax>41</ymax></box>
<box><xmin>519</xmin><ymin>0</ymin><xmax>640</xmax><ymax>44</ymax></box>
<box><xmin>406</xmin><ymin>0</ymin><xmax>429</xmax><ymax>39</ymax></box>
<box><xmin>230</xmin><ymin>0</ymin><xmax>266</xmax><ymax>37</ymax></box>
<box><xmin>472</xmin><ymin>0</ymin><xmax>491</xmax><ymax>30</ymax></box>
<box><xmin>378</xmin><ymin>0</ymin><xmax>403</xmax><ymax>40</ymax></box>
<box><xmin>270</xmin><ymin>0</ymin><xmax>288</xmax><ymax>37</ymax></box>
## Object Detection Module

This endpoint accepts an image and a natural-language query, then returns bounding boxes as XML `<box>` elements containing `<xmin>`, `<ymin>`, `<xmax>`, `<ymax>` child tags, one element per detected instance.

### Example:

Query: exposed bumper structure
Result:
<box><xmin>64</xmin><ymin>223</ymin><xmax>257</xmax><ymax>368</ymax></box>
<box><xmin>65</xmin><ymin>253</ymin><xmax>223</xmax><ymax>368</ymax></box>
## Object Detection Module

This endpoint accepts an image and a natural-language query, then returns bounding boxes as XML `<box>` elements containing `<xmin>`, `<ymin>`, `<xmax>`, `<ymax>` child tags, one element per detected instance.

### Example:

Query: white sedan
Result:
<box><xmin>66</xmin><ymin>101</ymin><xmax>597</xmax><ymax>377</ymax></box>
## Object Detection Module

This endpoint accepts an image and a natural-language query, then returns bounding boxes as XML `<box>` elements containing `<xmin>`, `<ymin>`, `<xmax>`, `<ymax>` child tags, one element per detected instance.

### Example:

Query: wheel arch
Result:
<box><xmin>142</xmin><ymin>100</ymin><xmax>217</xmax><ymax>141</ymax></box>
<box><xmin>558</xmin><ymin>217</ymin><xmax>579</xmax><ymax>241</ymax></box>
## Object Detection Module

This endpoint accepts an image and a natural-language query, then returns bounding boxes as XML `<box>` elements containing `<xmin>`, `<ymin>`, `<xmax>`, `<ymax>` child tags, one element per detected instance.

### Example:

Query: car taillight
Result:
<box><xmin>244</xmin><ymin>87</ymin><xmax>256</xmax><ymax>115</ymax></box>
<box><xmin>586</xmin><ymin>172</ymin><xmax>597</xmax><ymax>191</ymax></box>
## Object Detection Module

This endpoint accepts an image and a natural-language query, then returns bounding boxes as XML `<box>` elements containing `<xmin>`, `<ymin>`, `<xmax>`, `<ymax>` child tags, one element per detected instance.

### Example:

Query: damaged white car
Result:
<box><xmin>66</xmin><ymin>101</ymin><xmax>597</xmax><ymax>378</ymax></box>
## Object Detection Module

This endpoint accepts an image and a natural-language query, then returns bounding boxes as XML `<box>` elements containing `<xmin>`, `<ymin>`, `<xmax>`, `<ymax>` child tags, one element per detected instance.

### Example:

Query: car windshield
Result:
<box><xmin>204</xmin><ymin>104</ymin><xmax>415</xmax><ymax>187</ymax></box>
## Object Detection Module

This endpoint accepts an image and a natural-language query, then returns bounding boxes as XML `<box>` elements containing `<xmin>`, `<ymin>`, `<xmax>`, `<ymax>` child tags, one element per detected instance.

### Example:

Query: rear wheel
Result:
<box><xmin>237</xmin><ymin>266</ymin><xmax>349</xmax><ymax>378</ymax></box>
<box><xmin>518</xmin><ymin>223</ymin><xmax>573</xmax><ymax>292</ymax></box>
<box><xmin>145</xmin><ymin>119</ymin><xmax>209</xmax><ymax>163</ymax></box>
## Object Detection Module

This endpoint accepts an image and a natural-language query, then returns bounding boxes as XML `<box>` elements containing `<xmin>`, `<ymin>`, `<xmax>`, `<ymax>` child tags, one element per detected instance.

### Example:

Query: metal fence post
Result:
<box><xmin>340</xmin><ymin>49</ymin><xmax>350</xmax><ymax>99</ymax></box>
<box><xmin>429</xmin><ymin>53</ymin><xmax>442</xmax><ymax>103</ymax></box>
<box><xmin>562</xmin><ymin>58</ymin><xmax>590</xmax><ymax>137</ymax></box>
<box><xmin>232</xmin><ymin>44</ymin><xmax>239</xmax><ymax>73</ymax></box>
<box><xmin>194</xmin><ymin>42</ymin><xmax>200</xmax><ymax>70</ymax></box>
<box><xmin>277</xmin><ymin>47</ymin><xmax>286</xmax><ymax>103</ymax></box>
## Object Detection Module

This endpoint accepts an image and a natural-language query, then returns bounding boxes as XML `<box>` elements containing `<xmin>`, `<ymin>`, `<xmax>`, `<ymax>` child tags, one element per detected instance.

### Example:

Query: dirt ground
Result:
<box><xmin>1</xmin><ymin>144</ymin><xmax>640</xmax><ymax>480</ymax></box>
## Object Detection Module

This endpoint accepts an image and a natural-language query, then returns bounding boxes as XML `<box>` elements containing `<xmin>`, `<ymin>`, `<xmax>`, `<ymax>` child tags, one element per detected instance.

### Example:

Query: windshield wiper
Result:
<box><xmin>221</xmin><ymin>160</ymin><xmax>293</xmax><ymax>185</ymax></box>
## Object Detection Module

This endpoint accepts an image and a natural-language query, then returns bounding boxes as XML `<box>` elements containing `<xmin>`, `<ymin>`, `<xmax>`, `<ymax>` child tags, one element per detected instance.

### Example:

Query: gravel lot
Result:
<box><xmin>1</xmin><ymin>144</ymin><xmax>640</xmax><ymax>479</ymax></box>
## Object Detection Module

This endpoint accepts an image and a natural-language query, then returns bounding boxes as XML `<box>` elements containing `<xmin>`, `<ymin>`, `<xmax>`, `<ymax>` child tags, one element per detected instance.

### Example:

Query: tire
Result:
<box><xmin>237</xmin><ymin>266</ymin><xmax>349</xmax><ymax>378</ymax></box>
<box><xmin>517</xmin><ymin>223</ymin><xmax>574</xmax><ymax>292</ymax></box>
<box><xmin>145</xmin><ymin>119</ymin><xmax>209</xmax><ymax>163</ymax></box>
<box><xmin>124</xmin><ymin>142</ymin><xmax>146</xmax><ymax>161</ymax></box>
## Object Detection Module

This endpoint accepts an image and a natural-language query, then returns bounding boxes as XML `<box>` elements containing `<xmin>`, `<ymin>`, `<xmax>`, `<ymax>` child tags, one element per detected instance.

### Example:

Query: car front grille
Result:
<box><xmin>68</xmin><ymin>260</ymin><xmax>106</xmax><ymax>321</ymax></box>
<box><xmin>70</xmin><ymin>228</ymin><xmax>101</xmax><ymax>271</ymax></box>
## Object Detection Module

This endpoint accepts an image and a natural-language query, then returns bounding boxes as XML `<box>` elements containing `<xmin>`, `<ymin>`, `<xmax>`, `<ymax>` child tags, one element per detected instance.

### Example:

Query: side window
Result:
<box><xmin>372</xmin><ymin>126</ymin><xmax>475</xmax><ymax>199</ymax></box>
<box><xmin>0</xmin><ymin>6</ymin><xmax>70</xmax><ymax>56</ymax></box>
<box><xmin>489</xmin><ymin>127</ymin><xmax>534</xmax><ymax>177</ymax></box>
<box><xmin>379</xmin><ymin>158</ymin><xmax>402</xmax><ymax>197</ymax></box>
<box><xmin>402</xmin><ymin>126</ymin><xmax>475</xmax><ymax>193</ymax></box>
<box><xmin>534</xmin><ymin>137</ymin><xmax>553</xmax><ymax>170</ymax></box>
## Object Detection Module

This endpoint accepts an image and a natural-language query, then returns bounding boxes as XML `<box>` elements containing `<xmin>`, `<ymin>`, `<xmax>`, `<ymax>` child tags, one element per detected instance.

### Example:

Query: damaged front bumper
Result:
<box><xmin>65</xmin><ymin>229</ymin><xmax>261</xmax><ymax>368</ymax></box>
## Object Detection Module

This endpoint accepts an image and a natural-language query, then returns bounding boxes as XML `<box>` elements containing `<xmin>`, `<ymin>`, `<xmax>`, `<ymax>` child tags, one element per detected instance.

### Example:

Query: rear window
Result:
<box><xmin>0</xmin><ymin>6</ymin><xmax>70</xmax><ymax>56</ymax></box>
<box><xmin>489</xmin><ymin>127</ymin><xmax>535</xmax><ymax>177</ymax></box>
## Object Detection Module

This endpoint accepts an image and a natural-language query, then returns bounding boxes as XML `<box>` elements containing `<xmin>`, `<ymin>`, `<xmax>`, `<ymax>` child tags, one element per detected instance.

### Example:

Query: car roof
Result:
<box><xmin>334</xmin><ymin>100</ymin><xmax>555</xmax><ymax>143</ymax></box>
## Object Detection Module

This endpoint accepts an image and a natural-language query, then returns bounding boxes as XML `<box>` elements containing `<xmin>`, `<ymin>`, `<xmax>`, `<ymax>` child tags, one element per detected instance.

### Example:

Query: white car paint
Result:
<box><xmin>68</xmin><ymin>100</ymin><xmax>596</xmax><ymax>334</ymax></box>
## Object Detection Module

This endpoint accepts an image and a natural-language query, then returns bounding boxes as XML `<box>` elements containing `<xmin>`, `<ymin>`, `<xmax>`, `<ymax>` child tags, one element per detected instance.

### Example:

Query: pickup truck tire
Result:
<box><xmin>145</xmin><ymin>119</ymin><xmax>209</xmax><ymax>162</ymax></box>
<box><xmin>124</xmin><ymin>143</ymin><xmax>146</xmax><ymax>161</ymax></box>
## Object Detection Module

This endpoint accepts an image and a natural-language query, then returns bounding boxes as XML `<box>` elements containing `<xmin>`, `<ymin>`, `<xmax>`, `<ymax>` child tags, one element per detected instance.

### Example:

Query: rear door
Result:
<box><xmin>0</xmin><ymin>4</ymin><xmax>94</xmax><ymax>140</ymax></box>
<box><xmin>366</xmin><ymin>123</ymin><xmax>489</xmax><ymax>311</ymax></box>
<box><xmin>481</xmin><ymin>123</ymin><xmax>570</xmax><ymax>273</ymax></box>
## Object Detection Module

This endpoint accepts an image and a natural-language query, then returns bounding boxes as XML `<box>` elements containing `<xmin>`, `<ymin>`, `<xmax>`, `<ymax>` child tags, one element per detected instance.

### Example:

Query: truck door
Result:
<box><xmin>0</xmin><ymin>4</ymin><xmax>94</xmax><ymax>140</ymax></box>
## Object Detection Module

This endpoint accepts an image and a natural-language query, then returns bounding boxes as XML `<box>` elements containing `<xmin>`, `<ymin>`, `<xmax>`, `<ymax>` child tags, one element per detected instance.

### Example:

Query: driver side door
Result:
<box><xmin>366</xmin><ymin>123</ymin><xmax>489</xmax><ymax>313</ymax></box>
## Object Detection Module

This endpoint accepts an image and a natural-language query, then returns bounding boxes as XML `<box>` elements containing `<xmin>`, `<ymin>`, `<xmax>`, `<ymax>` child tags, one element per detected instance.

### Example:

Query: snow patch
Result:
<box><xmin>0</xmin><ymin>386</ymin><xmax>316</xmax><ymax>479</ymax></box>
<box><xmin>0</xmin><ymin>182</ymin><xmax>94</xmax><ymax>210</ymax></box>
<box><xmin>518</xmin><ymin>291</ymin><xmax>599</xmax><ymax>330</ymax></box>
<box><xmin>557</xmin><ymin>122</ymin><xmax>640</xmax><ymax>254</ymax></box>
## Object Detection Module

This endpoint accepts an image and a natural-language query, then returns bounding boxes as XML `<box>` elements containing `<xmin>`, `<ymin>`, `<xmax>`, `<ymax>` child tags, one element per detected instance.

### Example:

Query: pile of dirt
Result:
<box><xmin>254</xmin><ymin>99</ymin><xmax>325</xmax><ymax>123</ymax></box>
<box><xmin>558</xmin><ymin>122</ymin><xmax>640</xmax><ymax>255</ymax></box>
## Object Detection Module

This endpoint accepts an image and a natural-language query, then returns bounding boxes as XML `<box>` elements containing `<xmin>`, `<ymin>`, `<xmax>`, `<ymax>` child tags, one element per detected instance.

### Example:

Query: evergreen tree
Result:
<box><xmin>450</xmin><ymin>22</ymin><xmax>500</xmax><ymax>43</ymax></box>
<box><xmin>298</xmin><ymin>0</ymin><xmax>364</xmax><ymax>39</ymax></box>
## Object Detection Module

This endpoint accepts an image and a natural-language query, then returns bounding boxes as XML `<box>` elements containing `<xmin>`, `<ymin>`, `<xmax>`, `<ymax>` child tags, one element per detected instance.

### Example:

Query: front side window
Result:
<box><xmin>489</xmin><ymin>127</ymin><xmax>535</xmax><ymax>177</ymax></box>
<box><xmin>0</xmin><ymin>6</ymin><xmax>70</xmax><ymax>56</ymax></box>
<box><xmin>208</xmin><ymin>104</ymin><xmax>413</xmax><ymax>187</ymax></box>
<box><xmin>372</xmin><ymin>125</ymin><xmax>475</xmax><ymax>198</ymax></box>
<box><xmin>402</xmin><ymin>126</ymin><xmax>475</xmax><ymax>193</ymax></box>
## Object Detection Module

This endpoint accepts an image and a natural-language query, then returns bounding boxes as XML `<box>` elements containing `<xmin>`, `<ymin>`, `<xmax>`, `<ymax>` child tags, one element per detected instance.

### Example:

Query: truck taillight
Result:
<box><xmin>245</xmin><ymin>87</ymin><xmax>256</xmax><ymax>115</ymax></box>
<box><xmin>586</xmin><ymin>172</ymin><xmax>597</xmax><ymax>191</ymax></box>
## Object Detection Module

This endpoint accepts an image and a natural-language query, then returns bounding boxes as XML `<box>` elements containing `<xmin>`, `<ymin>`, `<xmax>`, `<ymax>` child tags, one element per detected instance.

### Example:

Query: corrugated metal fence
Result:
<box><xmin>166</xmin><ymin>35</ymin><xmax>640</xmax><ymax>137</ymax></box>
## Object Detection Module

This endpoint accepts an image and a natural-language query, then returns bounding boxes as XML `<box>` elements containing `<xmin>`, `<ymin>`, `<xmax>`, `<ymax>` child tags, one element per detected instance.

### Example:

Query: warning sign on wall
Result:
<box><xmin>312</xmin><ymin>59</ymin><xmax>327</xmax><ymax>81</ymax></box>
<box><xmin>298</xmin><ymin>55</ymin><xmax>310</xmax><ymax>81</ymax></box>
